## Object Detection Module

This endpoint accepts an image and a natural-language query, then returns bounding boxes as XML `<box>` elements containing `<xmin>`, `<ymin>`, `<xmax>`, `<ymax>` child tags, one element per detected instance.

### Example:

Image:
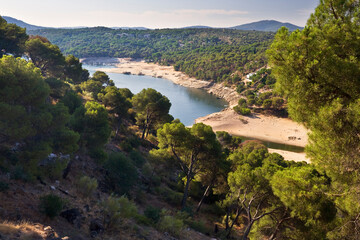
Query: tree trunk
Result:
<box><xmin>141</xmin><ymin>125</ymin><xmax>147</xmax><ymax>139</ymax></box>
<box><xmin>145</xmin><ymin>126</ymin><xmax>150</xmax><ymax>138</ymax></box>
<box><xmin>226</xmin><ymin>206</ymin><xmax>241</xmax><ymax>238</ymax></box>
<box><xmin>268</xmin><ymin>215</ymin><xmax>287</xmax><ymax>240</ymax></box>
<box><xmin>242</xmin><ymin>221</ymin><xmax>255</xmax><ymax>240</ymax></box>
<box><xmin>181</xmin><ymin>159</ymin><xmax>195</xmax><ymax>209</ymax></box>
<box><xmin>225</xmin><ymin>208</ymin><xmax>230</xmax><ymax>230</ymax></box>
<box><xmin>181</xmin><ymin>173</ymin><xmax>192</xmax><ymax>209</ymax></box>
<box><xmin>196</xmin><ymin>183</ymin><xmax>212</xmax><ymax>213</ymax></box>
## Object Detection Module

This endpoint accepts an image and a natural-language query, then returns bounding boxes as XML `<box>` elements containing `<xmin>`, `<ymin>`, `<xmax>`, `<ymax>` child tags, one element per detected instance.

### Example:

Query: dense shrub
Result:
<box><xmin>236</xmin><ymin>83</ymin><xmax>246</xmax><ymax>93</ymax></box>
<box><xmin>101</xmin><ymin>195</ymin><xmax>138</xmax><ymax>228</ymax></box>
<box><xmin>263</xmin><ymin>99</ymin><xmax>272</xmax><ymax>109</ymax></box>
<box><xmin>104</xmin><ymin>152</ymin><xmax>138</xmax><ymax>195</ymax></box>
<box><xmin>76</xmin><ymin>176</ymin><xmax>98</xmax><ymax>198</ymax></box>
<box><xmin>134</xmin><ymin>214</ymin><xmax>152</xmax><ymax>226</ymax></box>
<box><xmin>89</xmin><ymin>147</ymin><xmax>108</xmax><ymax>164</ymax></box>
<box><xmin>158</xmin><ymin>215</ymin><xmax>184</xmax><ymax>237</ymax></box>
<box><xmin>187</xmin><ymin>220</ymin><xmax>211</xmax><ymax>235</ymax></box>
<box><xmin>41</xmin><ymin>157</ymin><xmax>69</xmax><ymax>180</ymax></box>
<box><xmin>233</xmin><ymin>106</ymin><xmax>251</xmax><ymax>116</ymax></box>
<box><xmin>272</xmin><ymin>97</ymin><xmax>285</xmax><ymax>109</ymax></box>
<box><xmin>144</xmin><ymin>206</ymin><xmax>161</xmax><ymax>223</ymax></box>
<box><xmin>237</xmin><ymin>98</ymin><xmax>247</xmax><ymax>108</ymax></box>
<box><xmin>39</xmin><ymin>194</ymin><xmax>64</xmax><ymax>219</ymax></box>
<box><xmin>156</xmin><ymin>187</ymin><xmax>183</xmax><ymax>205</ymax></box>
<box><xmin>129</xmin><ymin>150</ymin><xmax>145</xmax><ymax>167</ymax></box>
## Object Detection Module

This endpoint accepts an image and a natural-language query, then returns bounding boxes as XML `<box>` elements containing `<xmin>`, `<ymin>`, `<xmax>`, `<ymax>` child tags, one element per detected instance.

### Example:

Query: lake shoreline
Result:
<box><xmin>83</xmin><ymin>57</ymin><xmax>240</xmax><ymax>106</ymax></box>
<box><xmin>82</xmin><ymin>57</ymin><xmax>309</xmax><ymax>162</ymax></box>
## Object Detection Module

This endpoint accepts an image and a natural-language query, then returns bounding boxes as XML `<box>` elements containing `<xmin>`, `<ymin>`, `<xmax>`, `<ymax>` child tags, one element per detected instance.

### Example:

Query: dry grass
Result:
<box><xmin>0</xmin><ymin>221</ymin><xmax>47</xmax><ymax>240</ymax></box>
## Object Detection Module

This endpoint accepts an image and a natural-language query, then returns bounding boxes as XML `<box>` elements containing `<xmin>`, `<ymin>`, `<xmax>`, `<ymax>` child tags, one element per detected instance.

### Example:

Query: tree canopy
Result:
<box><xmin>267</xmin><ymin>0</ymin><xmax>360</xmax><ymax>238</ymax></box>
<box><xmin>132</xmin><ymin>88</ymin><xmax>172</xmax><ymax>139</ymax></box>
<box><xmin>0</xmin><ymin>16</ymin><xmax>28</xmax><ymax>57</ymax></box>
<box><xmin>25</xmin><ymin>36</ymin><xmax>65</xmax><ymax>78</ymax></box>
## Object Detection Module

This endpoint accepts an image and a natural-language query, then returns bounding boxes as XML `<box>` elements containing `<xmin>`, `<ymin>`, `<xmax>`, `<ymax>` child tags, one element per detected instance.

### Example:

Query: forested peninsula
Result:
<box><xmin>1</xmin><ymin>0</ymin><xmax>360</xmax><ymax>239</ymax></box>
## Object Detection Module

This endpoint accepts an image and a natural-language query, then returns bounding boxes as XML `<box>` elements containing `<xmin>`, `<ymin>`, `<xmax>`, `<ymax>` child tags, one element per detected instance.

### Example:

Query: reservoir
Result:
<box><xmin>84</xmin><ymin>64</ymin><xmax>228</xmax><ymax>126</ymax></box>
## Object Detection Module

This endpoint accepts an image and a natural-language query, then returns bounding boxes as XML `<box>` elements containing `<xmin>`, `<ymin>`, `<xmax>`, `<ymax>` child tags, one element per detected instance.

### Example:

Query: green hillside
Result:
<box><xmin>29</xmin><ymin>27</ymin><xmax>274</xmax><ymax>83</ymax></box>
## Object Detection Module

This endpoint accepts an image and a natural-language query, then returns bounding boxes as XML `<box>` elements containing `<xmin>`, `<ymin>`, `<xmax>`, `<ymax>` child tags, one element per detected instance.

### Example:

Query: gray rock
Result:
<box><xmin>60</xmin><ymin>208</ymin><xmax>82</xmax><ymax>224</ymax></box>
<box><xmin>89</xmin><ymin>218</ymin><xmax>104</xmax><ymax>238</ymax></box>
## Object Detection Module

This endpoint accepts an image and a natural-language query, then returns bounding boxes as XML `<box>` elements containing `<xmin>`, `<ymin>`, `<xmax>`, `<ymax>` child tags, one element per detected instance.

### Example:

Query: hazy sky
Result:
<box><xmin>1</xmin><ymin>0</ymin><xmax>319</xmax><ymax>28</ymax></box>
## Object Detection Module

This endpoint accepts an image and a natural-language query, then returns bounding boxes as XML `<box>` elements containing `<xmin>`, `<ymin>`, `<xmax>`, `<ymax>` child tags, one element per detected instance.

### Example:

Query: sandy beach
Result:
<box><xmin>195</xmin><ymin>108</ymin><xmax>309</xmax><ymax>162</ymax></box>
<box><xmin>195</xmin><ymin>108</ymin><xmax>308</xmax><ymax>147</ymax></box>
<box><xmin>84</xmin><ymin>58</ymin><xmax>310</xmax><ymax>162</ymax></box>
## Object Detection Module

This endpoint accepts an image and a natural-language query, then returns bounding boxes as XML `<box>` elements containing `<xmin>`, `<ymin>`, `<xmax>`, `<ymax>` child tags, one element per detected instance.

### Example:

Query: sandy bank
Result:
<box><xmin>196</xmin><ymin>108</ymin><xmax>308</xmax><ymax>147</ymax></box>
<box><xmin>268</xmin><ymin>149</ymin><xmax>308</xmax><ymax>162</ymax></box>
<box><xmin>195</xmin><ymin>108</ymin><xmax>309</xmax><ymax>162</ymax></box>
<box><xmin>195</xmin><ymin>108</ymin><xmax>310</xmax><ymax>162</ymax></box>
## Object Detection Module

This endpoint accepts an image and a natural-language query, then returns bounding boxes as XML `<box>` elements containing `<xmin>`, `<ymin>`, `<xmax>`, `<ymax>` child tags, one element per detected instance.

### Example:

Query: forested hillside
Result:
<box><xmin>1</xmin><ymin>0</ymin><xmax>360</xmax><ymax>239</ymax></box>
<box><xmin>231</xmin><ymin>20</ymin><xmax>303</xmax><ymax>32</ymax></box>
<box><xmin>29</xmin><ymin>28</ymin><xmax>274</xmax><ymax>83</ymax></box>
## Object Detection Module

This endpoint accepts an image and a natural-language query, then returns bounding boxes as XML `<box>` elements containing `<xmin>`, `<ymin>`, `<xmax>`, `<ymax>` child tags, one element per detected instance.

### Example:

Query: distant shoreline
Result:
<box><xmin>82</xmin><ymin>57</ymin><xmax>309</xmax><ymax>162</ymax></box>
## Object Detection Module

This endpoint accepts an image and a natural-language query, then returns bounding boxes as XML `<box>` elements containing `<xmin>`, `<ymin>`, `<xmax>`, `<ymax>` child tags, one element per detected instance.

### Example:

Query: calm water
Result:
<box><xmin>84</xmin><ymin>64</ymin><xmax>228</xmax><ymax>126</ymax></box>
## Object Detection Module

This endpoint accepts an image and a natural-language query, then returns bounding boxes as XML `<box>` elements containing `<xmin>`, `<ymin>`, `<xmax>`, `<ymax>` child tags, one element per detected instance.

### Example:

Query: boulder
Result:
<box><xmin>89</xmin><ymin>218</ymin><xmax>104</xmax><ymax>238</ymax></box>
<box><xmin>60</xmin><ymin>208</ymin><xmax>82</xmax><ymax>224</ymax></box>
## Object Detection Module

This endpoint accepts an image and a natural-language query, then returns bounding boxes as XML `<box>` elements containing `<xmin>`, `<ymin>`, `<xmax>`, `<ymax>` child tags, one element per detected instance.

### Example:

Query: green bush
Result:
<box><xmin>42</xmin><ymin>157</ymin><xmax>69</xmax><ymax>180</ymax></box>
<box><xmin>247</xmin><ymin>96</ymin><xmax>255</xmax><ymax>106</ymax></box>
<box><xmin>256</xmin><ymin>83</ymin><xmax>265</xmax><ymax>90</ymax></box>
<box><xmin>236</xmin><ymin>83</ymin><xmax>246</xmax><ymax>93</ymax></box>
<box><xmin>187</xmin><ymin>220</ymin><xmax>210</xmax><ymax>235</ymax></box>
<box><xmin>128</xmin><ymin>136</ymin><xmax>141</xmax><ymax>148</ymax></box>
<box><xmin>144</xmin><ymin>206</ymin><xmax>161</xmax><ymax>223</ymax></box>
<box><xmin>119</xmin><ymin>136</ymin><xmax>141</xmax><ymax>152</ymax></box>
<box><xmin>272</xmin><ymin>97</ymin><xmax>285</xmax><ymax>109</ymax></box>
<box><xmin>233</xmin><ymin>106</ymin><xmax>251</xmax><ymax>116</ymax></box>
<box><xmin>255</xmin><ymin>98</ymin><xmax>263</xmax><ymax>107</ymax></box>
<box><xmin>105</xmin><ymin>152</ymin><xmax>138</xmax><ymax>195</ymax></box>
<box><xmin>135</xmin><ymin>214</ymin><xmax>152</xmax><ymax>226</ymax></box>
<box><xmin>39</xmin><ymin>194</ymin><xmax>64</xmax><ymax>219</ymax></box>
<box><xmin>263</xmin><ymin>99</ymin><xmax>272</xmax><ymax>109</ymax></box>
<box><xmin>89</xmin><ymin>148</ymin><xmax>108</xmax><ymax>164</ymax></box>
<box><xmin>157</xmin><ymin>187</ymin><xmax>183</xmax><ymax>205</ymax></box>
<box><xmin>119</xmin><ymin>140</ymin><xmax>133</xmax><ymax>152</ymax></box>
<box><xmin>259</xmin><ymin>92</ymin><xmax>272</xmax><ymax>101</ymax></box>
<box><xmin>158</xmin><ymin>215</ymin><xmax>184</xmax><ymax>237</ymax></box>
<box><xmin>245</xmin><ymin>90</ymin><xmax>255</xmax><ymax>97</ymax></box>
<box><xmin>129</xmin><ymin>150</ymin><xmax>145</xmax><ymax>167</ymax></box>
<box><xmin>101</xmin><ymin>195</ymin><xmax>138</xmax><ymax>228</ymax></box>
<box><xmin>237</xmin><ymin>98</ymin><xmax>247</xmax><ymax>108</ymax></box>
<box><xmin>76</xmin><ymin>176</ymin><xmax>98</xmax><ymax>198</ymax></box>
<box><xmin>202</xmin><ymin>203</ymin><xmax>226</xmax><ymax>216</ymax></box>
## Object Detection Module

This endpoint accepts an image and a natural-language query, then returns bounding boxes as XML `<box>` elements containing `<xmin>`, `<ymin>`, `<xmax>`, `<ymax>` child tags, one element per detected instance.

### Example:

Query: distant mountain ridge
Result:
<box><xmin>3</xmin><ymin>16</ymin><xmax>302</xmax><ymax>32</ymax></box>
<box><xmin>231</xmin><ymin>20</ymin><xmax>303</xmax><ymax>32</ymax></box>
<box><xmin>2</xmin><ymin>16</ymin><xmax>46</xmax><ymax>31</ymax></box>
<box><xmin>112</xmin><ymin>27</ymin><xmax>149</xmax><ymax>30</ymax></box>
<box><xmin>182</xmin><ymin>25</ymin><xmax>212</xmax><ymax>29</ymax></box>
